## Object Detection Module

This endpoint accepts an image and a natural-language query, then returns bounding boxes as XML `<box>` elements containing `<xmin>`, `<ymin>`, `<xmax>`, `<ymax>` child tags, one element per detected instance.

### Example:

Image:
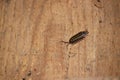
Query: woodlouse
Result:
<box><xmin>61</xmin><ymin>30</ymin><xmax>89</xmax><ymax>44</ymax></box>
<box><xmin>69</xmin><ymin>30</ymin><xmax>89</xmax><ymax>44</ymax></box>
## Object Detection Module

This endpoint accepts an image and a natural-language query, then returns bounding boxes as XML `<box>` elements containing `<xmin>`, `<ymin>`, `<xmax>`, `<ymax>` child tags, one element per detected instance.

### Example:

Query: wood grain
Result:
<box><xmin>0</xmin><ymin>0</ymin><xmax>120</xmax><ymax>80</ymax></box>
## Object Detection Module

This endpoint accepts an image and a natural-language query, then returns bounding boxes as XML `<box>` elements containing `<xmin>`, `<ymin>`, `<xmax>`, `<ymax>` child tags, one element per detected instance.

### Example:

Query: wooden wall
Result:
<box><xmin>0</xmin><ymin>0</ymin><xmax>120</xmax><ymax>80</ymax></box>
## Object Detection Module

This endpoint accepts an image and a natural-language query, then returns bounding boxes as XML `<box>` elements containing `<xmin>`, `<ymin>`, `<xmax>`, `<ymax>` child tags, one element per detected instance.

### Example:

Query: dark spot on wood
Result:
<box><xmin>94</xmin><ymin>4</ymin><xmax>102</xmax><ymax>8</ymax></box>
<box><xmin>73</xmin><ymin>6</ymin><xmax>77</xmax><ymax>8</ymax></box>
<box><xmin>27</xmin><ymin>71</ymin><xmax>31</xmax><ymax>76</ymax></box>
<box><xmin>97</xmin><ymin>0</ymin><xmax>101</xmax><ymax>2</ymax></box>
<box><xmin>99</xmin><ymin>55</ymin><xmax>103</xmax><ymax>58</ymax></box>
<box><xmin>16</xmin><ymin>69</ymin><xmax>19</xmax><ymax>72</ymax></box>
<box><xmin>5</xmin><ymin>0</ymin><xmax>11</xmax><ymax>4</ymax></box>
<box><xmin>71</xmin><ymin>21</ymin><xmax>73</xmax><ymax>25</ymax></box>
<box><xmin>110</xmin><ymin>22</ymin><xmax>112</xmax><ymax>25</ymax></box>
<box><xmin>69</xmin><ymin>52</ymin><xmax>77</xmax><ymax>57</ymax></box>
<box><xmin>22</xmin><ymin>78</ymin><xmax>26</xmax><ymax>80</ymax></box>
<box><xmin>34</xmin><ymin>68</ymin><xmax>37</xmax><ymax>71</ymax></box>
<box><xmin>116</xmin><ymin>53</ymin><xmax>120</xmax><ymax>57</ymax></box>
<box><xmin>86</xmin><ymin>67</ymin><xmax>91</xmax><ymax>72</ymax></box>
<box><xmin>113</xmin><ymin>31</ymin><xmax>115</xmax><ymax>35</ymax></box>
<box><xmin>112</xmin><ymin>40</ymin><xmax>114</xmax><ymax>44</ymax></box>
<box><xmin>86</xmin><ymin>64</ymin><xmax>92</xmax><ymax>72</ymax></box>
<box><xmin>99</xmin><ymin>20</ymin><xmax>102</xmax><ymax>23</ymax></box>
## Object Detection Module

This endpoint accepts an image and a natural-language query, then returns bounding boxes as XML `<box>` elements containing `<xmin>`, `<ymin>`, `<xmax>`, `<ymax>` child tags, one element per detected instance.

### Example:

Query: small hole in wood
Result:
<box><xmin>22</xmin><ymin>78</ymin><xmax>25</xmax><ymax>80</ymax></box>
<box><xmin>97</xmin><ymin>0</ymin><xmax>101</xmax><ymax>2</ymax></box>
<box><xmin>99</xmin><ymin>20</ymin><xmax>102</xmax><ymax>23</ymax></box>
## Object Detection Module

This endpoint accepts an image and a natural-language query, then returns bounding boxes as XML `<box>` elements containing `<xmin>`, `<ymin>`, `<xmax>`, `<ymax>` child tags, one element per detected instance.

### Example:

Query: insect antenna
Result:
<box><xmin>60</xmin><ymin>40</ymin><xmax>70</xmax><ymax>50</ymax></box>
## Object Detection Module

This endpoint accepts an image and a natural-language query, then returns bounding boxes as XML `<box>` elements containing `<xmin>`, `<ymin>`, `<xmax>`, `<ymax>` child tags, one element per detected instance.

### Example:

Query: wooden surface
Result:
<box><xmin>0</xmin><ymin>0</ymin><xmax>120</xmax><ymax>80</ymax></box>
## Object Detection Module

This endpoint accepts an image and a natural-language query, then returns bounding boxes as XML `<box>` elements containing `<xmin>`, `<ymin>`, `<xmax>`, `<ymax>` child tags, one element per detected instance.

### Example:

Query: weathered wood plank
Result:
<box><xmin>0</xmin><ymin>0</ymin><xmax>120</xmax><ymax>80</ymax></box>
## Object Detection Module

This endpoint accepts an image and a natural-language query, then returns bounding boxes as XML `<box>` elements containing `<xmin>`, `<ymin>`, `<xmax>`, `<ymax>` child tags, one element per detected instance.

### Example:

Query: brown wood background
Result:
<box><xmin>0</xmin><ymin>0</ymin><xmax>120</xmax><ymax>80</ymax></box>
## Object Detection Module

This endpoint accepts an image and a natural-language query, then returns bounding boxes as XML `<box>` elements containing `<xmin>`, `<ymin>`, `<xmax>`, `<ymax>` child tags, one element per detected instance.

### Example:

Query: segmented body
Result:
<box><xmin>69</xmin><ymin>30</ymin><xmax>89</xmax><ymax>44</ymax></box>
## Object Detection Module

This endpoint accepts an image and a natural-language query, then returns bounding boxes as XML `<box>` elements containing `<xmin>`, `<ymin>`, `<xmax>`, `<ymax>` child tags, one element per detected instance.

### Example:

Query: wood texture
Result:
<box><xmin>0</xmin><ymin>0</ymin><xmax>120</xmax><ymax>80</ymax></box>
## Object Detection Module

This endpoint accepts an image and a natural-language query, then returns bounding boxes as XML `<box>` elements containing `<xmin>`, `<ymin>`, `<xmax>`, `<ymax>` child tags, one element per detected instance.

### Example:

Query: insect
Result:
<box><xmin>69</xmin><ymin>30</ymin><xmax>89</xmax><ymax>44</ymax></box>
<box><xmin>61</xmin><ymin>30</ymin><xmax>89</xmax><ymax>44</ymax></box>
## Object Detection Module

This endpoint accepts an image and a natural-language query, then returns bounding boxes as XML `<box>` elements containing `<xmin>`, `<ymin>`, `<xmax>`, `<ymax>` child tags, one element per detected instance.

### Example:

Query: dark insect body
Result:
<box><xmin>69</xmin><ymin>30</ymin><xmax>89</xmax><ymax>44</ymax></box>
